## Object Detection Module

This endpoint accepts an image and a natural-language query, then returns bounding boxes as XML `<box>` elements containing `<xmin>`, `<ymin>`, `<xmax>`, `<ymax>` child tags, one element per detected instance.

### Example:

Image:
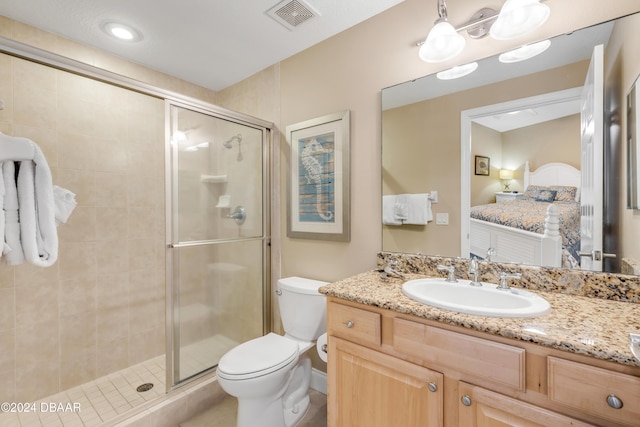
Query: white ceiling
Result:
<box><xmin>0</xmin><ymin>0</ymin><xmax>405</xmax><ymax>91</ymax></box>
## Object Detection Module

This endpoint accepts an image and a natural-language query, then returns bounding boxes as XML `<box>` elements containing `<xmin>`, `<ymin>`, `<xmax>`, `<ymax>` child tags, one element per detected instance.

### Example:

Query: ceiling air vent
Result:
<box><xmin>267</xmin><ymin>0</ymin><xmax>319</xmax><ymax>31</ymax></box>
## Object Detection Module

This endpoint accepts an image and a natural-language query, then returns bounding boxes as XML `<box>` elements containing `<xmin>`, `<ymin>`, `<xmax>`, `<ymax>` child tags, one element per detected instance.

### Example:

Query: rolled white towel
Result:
<box><xmin>53</xmin><ymin>185</ymin><xmax>77</xmax><ymax>225</ymax></box>
<box><xmin>17</xmin><ymin>142</ymin><xmax>58</xmax><ymax>267</ymax></box>
<box><xmin>0</xmin><ymin>133</ymin><xmax>36</xmax><ymax>161</ymax></box>
<box><xmin>3</xmin><ymin>161</ymin><xmax>25</xmax><ymax>265</ymax></box>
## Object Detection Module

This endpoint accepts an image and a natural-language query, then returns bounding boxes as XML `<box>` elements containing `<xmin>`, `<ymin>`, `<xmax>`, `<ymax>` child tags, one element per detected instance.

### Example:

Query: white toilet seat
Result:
<box><xmin>217</xmin><ymin>333</ymin><xmax>299</xmax><ymax>381</ymax></box>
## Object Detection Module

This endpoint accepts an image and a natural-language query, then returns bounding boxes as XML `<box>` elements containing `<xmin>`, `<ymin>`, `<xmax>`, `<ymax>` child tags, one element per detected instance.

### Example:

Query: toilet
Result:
<box><xmin>216</xmin><ymin>276</ymin><xmax>327</xmax><ymax>427</ymax></box>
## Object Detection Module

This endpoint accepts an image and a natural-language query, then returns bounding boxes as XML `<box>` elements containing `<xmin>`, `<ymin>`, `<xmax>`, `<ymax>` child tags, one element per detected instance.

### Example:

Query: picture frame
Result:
<box><xmin>285</xmin><ymin>110</ymin><xmax>350</xmax><ymax>241</ymax></box>
<box><xmin>475</xmin><ymin>155</ymin><xmax>490</xmax><ymax>176</ymax></box>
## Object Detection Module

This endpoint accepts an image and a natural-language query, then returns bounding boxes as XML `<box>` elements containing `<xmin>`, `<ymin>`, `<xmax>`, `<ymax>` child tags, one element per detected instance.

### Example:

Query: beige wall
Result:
<box><xmin>471</xmin><ymin>124</ymin><xmax>503</xmax><ymax>206</ymax></box>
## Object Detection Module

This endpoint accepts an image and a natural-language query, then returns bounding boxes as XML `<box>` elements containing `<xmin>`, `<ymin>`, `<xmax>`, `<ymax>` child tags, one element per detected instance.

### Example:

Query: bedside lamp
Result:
<box><xmin>499</xmin><ymin>169</ymin><xmax>514</xmax><ymax>191</ymax></box>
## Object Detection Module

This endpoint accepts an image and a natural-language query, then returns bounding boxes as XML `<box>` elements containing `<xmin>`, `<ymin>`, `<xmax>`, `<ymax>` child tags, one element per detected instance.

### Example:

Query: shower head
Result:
<box><xmin>224</xmin><ymin>133</ymin><xmax>242</xmax><ymax>149</ymax></box>
<box><xmin>224</xmin><ymin>133</ymin><xmax>243</xmax><ymax>161</ymax></box>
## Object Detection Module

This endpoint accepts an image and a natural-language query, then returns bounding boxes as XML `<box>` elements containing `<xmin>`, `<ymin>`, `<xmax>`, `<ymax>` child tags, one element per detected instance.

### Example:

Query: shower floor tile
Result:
<box><xmin>0</xmin><ymin>355</ymin><xmax>166</xmax><ymax>427</ymax></box>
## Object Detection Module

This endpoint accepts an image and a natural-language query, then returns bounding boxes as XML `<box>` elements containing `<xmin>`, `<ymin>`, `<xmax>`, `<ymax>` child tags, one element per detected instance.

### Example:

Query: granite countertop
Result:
<box><xmin>320</xmin><ymin>270</ymin><xmax>640</xmax><ymax>367</ymax></box>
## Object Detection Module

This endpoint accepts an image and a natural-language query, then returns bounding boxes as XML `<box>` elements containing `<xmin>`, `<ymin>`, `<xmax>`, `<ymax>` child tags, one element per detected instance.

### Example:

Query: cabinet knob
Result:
<box><xmin>461</xmin><ymin>395</ymin><xmax>472</xmax><ymax>406</ymax></box>
<box><xmin>428</xmin><ymin>382</ymin><xmax>438</xmax><ymax>393</ymax></box>
<box><xmin>345</xmin><ymin>320</ymin><xmax>354</xmax><ymax>328</ymax></box>
<box><xmin>606</xmin><ymin>394</ymin><xmax>623</xmax><ymax>409</ymax></box>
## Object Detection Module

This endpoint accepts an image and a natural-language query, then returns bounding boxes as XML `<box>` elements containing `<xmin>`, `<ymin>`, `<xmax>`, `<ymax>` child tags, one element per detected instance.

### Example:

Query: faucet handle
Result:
<box><xmin>497</xmin><ymin>272</ymin><xmax>521</xmax><ymax>290</ymax></box>
<box><xmin>437</xmin><ymin>264</ymin><xmax>457</xmax><ymax>282</ymax></box>
<box><xmin>486</xmin><ymin>247</ymin><xmax>496</xmax><ymax>262</ymax></box>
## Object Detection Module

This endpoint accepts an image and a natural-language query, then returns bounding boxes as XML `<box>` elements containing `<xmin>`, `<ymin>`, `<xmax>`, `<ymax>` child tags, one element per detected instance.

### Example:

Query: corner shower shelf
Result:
<box><xmin>200</xmin><ymin>174</ymin><xmax>227</xmax><ymax>183</ymax></box>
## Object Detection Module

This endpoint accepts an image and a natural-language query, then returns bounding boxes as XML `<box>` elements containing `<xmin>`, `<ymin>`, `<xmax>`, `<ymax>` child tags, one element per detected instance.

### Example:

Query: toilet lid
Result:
<box><xmin>217</xmin><ymin>333</ymin><xmax>299</xmax><ymax>380</ymax></box>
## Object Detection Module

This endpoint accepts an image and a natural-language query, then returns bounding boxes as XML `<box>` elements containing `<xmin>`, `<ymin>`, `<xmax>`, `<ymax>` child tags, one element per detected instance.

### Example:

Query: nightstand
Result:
<box><xmin>495</xmin><ymin>192</ymin><xmax>521</xmax><ymax>203</ymax></box>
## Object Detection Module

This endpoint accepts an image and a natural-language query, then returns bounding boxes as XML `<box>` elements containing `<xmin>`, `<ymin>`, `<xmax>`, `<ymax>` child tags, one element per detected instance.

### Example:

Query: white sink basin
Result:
<box><xmin>402</xmin><ymin>278</ymin><xmax>550</xmax><ymax>318</ymax></box>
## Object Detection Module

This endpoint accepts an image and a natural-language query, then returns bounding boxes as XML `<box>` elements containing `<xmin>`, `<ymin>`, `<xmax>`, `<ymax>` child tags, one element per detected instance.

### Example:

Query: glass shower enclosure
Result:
<box><xmin>165</xmin><ymin>102</ymin><xmax>271</xmax><ymax>387</ymax></box>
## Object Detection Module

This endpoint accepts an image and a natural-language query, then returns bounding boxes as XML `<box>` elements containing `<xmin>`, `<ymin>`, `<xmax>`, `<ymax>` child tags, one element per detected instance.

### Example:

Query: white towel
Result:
<box><xmin>404</xmin><ymin>193</ymin><xmax>433</xmax><ymax>225</ymax></box>
<box><xmin>2</xmin><ymin>161</ymin><xmax>25</xmax><ymax>265</ymax></box>
<box><xmin>382</xmin><ymin>195</ymin><xmax>402</xmax><ymax>225</ymax></box>
<box><xmin>53</xmin><ymin>185</ymin><xmax>77</xmax><ymax>225</ymax></box>
<box><xmin>0</xmin><ymin>133</ymin><xmax>37</xmax><ymax>161</ymax></box>
<box><xmin>394</xmin><ymin>194</ymin><xmax>409</xmax><ymax>220</ymax></box>
<box><xmin>17</xmin><ymin>142</ymin><xmax>58</xmax><ymax>266</ymax></box>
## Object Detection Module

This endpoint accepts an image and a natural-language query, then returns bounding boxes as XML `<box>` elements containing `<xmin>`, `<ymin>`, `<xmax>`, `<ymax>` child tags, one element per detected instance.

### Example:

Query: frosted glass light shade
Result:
<box><xmin>499</xmin><ymin>39</ymin><xmax>551</xmax><ymax>63</ymax></box>
<box><xmin>437</xmin><ymin>62</ymin><xmax>478</xmax><ymax>80</ymax></box>
<box><xmin>499</xmin><ymin>169</ymin><xmax>514</xmax><ymax>180</ymax></box>
<box><xmin>419</xmin><ymin>20</ymin><xmax>466</xmax><ymax>63</ymax></box>
<box><xmin>489</xmin><ymin>0</ymin><xmax>550</xmax><ymax>40</ymax></box>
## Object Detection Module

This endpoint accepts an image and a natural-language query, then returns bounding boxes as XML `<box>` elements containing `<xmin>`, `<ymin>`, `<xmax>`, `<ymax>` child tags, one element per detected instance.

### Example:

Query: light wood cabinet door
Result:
<box><xmin>458</xmin><ymin>382</ymin><xmax>596</xmax><ymax>427</ymax></box>
<box><xmin>328</xmin><ymin>336</ymin><xmax>443</xmax><ymax>427</ymax></box>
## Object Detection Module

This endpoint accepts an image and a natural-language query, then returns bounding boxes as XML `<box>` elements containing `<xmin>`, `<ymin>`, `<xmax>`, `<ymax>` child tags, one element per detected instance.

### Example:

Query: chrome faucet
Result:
<box><xmin>486</xmin><ymin>247</ymin><xmax>496</xmax><ymax>262</ymax></box>
<box><xmin>497</xmin><ymin>272</ymin><xmax>522</xmax><ymax>291</ymax></box>
<box><xmin>468</xmin><ymin>258</ymin><xmax>482</xmax><ymax>287</ymax></box>
<box><xmin>380</xmin><ymin>261</ymin><xmax>405</xmax><ymax>279</ymax></box>
<box><xmin>437</xmin><ymin>264</ymin><xmax>457</xmax><ymax>282</ymax></box>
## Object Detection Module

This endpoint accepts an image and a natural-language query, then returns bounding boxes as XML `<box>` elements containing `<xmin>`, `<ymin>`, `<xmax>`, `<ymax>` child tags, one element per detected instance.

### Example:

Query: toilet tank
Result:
<box><xmin>277</xmin><ymin>277</ymin><xmax>327</xmax><ymax>341</ymax></box>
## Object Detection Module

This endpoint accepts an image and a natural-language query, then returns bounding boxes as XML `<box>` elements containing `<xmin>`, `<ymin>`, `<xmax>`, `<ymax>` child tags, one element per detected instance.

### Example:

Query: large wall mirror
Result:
<box><xmin>382</xmin><ymin>11</ymin><xmax>640</xmax><ymax>274</ymax></box>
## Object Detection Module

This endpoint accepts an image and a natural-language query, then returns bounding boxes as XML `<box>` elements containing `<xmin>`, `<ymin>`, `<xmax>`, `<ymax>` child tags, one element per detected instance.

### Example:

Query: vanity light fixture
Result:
<box><xmin>418</xmin><ymin>0</ymin><xmax>550</xmax><ymax>63</ymax></box>
<box><xmin>499</xmin><ymin>39</ymin><xmax>551</xmax><ymax>63</ymax></box>
<box><xmin>499</xmin><ymin>169</ymin><xmax>514</xmax><ymax>191</ymax></box>
<box><xmin>102</xmin><ymin>21</ymin><xmax>143</xmax><ymax>42</ymax></box>
<box><xmin>436</xmin><ymin>62</ymin><xmax>478</xmax><ymax>80</ymax></box>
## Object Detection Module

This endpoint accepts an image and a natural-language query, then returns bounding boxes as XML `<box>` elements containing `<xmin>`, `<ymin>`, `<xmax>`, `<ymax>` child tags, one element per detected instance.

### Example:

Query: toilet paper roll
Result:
<box><xmin>316</xmin><ymin>333</ymin><xmax>328</xmax><ymax>362</ymax></box>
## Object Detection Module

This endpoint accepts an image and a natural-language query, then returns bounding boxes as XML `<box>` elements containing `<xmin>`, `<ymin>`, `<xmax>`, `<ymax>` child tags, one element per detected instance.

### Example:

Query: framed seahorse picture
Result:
<box><xmin>285</xmin><ymin>110</ymin><xmax>350</xmax><ymax>241</ymax></box>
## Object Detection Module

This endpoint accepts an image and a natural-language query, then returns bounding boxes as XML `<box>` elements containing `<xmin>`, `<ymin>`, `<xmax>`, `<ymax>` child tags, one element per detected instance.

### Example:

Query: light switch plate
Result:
<box><xmin>436</xmin><ymin>213</ymin><xmax>449</xmax><ymax>225</ymax></box>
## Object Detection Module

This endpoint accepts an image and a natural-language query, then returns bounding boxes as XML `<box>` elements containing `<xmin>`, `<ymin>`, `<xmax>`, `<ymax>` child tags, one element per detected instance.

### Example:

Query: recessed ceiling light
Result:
<box><xmin>102</xmin><ymin>21</ymin><xmax>143</xmax><ymax>42</ymax></box>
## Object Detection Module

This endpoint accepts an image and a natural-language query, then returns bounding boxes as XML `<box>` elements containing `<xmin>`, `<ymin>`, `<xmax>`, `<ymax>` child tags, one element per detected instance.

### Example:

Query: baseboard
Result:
<box><xmin>310</xmin><ymin>368</ymin><xmax>327</xmax><ymax>395</ymax></box>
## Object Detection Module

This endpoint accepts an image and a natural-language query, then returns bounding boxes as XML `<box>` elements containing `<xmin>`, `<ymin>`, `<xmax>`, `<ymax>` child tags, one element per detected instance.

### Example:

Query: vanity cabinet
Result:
<box><xmin>326</xmin><ymin>297</ymin><xmax>640</xmax><ymax>427</ymax></box>
<box><xmin>457</xmin><ymin>382</ymin><xmax>594</xmax><ymax>426</ymax></box>
<box><xmin>330</xmin><ymin>337</ymin><xmax>443</xmax><ymax>427</ymax></box>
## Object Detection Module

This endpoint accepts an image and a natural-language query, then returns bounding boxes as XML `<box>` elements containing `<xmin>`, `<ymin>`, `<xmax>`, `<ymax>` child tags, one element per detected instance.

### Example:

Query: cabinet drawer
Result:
<box><xmin>394</xmin><ymin>318</ymin><xmax>525</xmax><ymax>391</ymax></box>
<box><xmin>327</xmin><ymin>302</ymin><xmax>381</xmax><ymax>347</ymax></box>
<box><xmin>548</xmin><ymin>357</ymin><xmax>640</xmax><ymax>426</ymax></box>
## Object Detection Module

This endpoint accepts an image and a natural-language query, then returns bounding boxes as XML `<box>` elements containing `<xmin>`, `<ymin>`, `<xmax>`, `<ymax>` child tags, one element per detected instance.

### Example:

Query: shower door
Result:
<box><xmin>166</xmin><ymin>102</ymin><xmax>270</xmax><ymax>387</ymax></box>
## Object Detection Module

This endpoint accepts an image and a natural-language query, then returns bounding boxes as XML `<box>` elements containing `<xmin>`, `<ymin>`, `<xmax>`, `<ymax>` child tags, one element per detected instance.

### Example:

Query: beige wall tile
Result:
<box><xmin>0</xmin><ymin>288</ymin><xmax>15</xmax><ymax>332</ymax></box>
<box><xmin>57</xmin><ymin>206</ymin><xmax>97</xmax><ymax>242</ymax></box>
<box><xmin>58</xmin><ymin>241</ymin><xmax>97</xmax><ymax>281</ymax></box>
<box><xmin>0</xmin><ymin>330</ymin><xmax>15</xmax><ymax>373</ymax></box>
<box><xmin>96</xmin><ymin>240</ymin><xmax>130</xmax><ymax>275</ymax></box>
<box><xmin>56</xmin><ymin>168</ymin><xmax>96</xmax><ymax>207</ymax></box>
<box><xmin>58</xmin><ymin>131</ymin><xmax>97</xmax><ymax>170</ymax></box>
<box><xmin>96</xmin><ymin>207</ymin><xmax>128</xmax><ymax>241</ymax></box>
<box><xmin>0</xmin><ymin>266</ymin><xmax>14</xmax><ymax>289</ymax></box>
<box><xmin>15</xmin><ymin>284</ymin><xmax>58</xmax><ymax>328</ymax></box>
<box><xmin>94</xmin><ymin>172</ymin><xmax>128</xmax><ymax>208</ymax></box>
<box><xmin>0</xmin><ymin>369</ymin><xmax>16</xmax><ymax>402</ymax></box>
<box><xmin>15</xmin><ymin>321</ymin><xmax>59</xmax><ymax>401</ymax></box>
<box><xmin>59</xmin><ymin>274</ymin><xmax>96</xmax><ymax>316</ymax></box>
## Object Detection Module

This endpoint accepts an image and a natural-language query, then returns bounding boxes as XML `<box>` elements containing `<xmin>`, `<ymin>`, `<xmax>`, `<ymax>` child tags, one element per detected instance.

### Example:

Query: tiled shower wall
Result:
<box><xmin>0</xmin><ymin>52</ymin><xmax>166</xmax><ymax>402</ymax></box>
<box><xmin>0</xmin><ymin>14</ymin><xmax>220</xmax><ymax>403</ymax></box>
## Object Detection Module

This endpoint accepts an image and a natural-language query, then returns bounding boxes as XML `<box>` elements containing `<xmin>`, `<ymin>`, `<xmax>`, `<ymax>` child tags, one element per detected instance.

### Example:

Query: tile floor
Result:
<box><xmin>0</xmin><ymin>356</ymin><xmax>166</xmax><ymax>426</ymax></box>
<box><xmin>180</xmin><ymin>390</ymin><xmax>327</xmax><ymax>427</ymax></box>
